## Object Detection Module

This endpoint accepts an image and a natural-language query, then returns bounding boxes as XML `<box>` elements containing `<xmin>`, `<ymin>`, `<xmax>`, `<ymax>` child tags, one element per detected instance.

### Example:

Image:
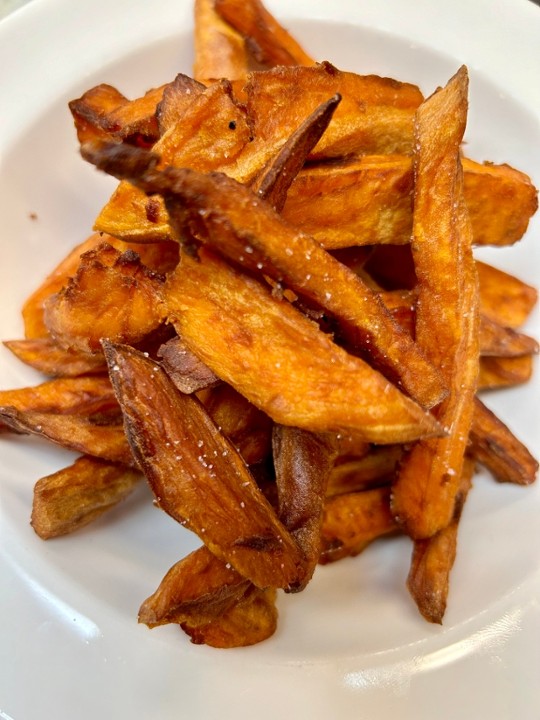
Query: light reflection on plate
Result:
<box><xmin>0</xmin><ymin>1</ymin><xmax>539</xmax><ymax>718</ymax></box>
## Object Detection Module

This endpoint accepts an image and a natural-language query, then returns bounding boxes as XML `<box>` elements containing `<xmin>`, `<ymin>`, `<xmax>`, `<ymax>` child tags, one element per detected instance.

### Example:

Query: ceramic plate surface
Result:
<box><xmin>1</xmin><ymin>1</ymin><xmax>539</xmax><ymax>718</ymax></box>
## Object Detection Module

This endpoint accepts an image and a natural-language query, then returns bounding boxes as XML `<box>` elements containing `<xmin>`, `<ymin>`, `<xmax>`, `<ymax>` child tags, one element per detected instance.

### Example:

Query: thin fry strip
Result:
<box><xmin>469</xmin><ymin>398</ymin><xmax>538</xmax><ymax>485</ymax></box>
<box><xmin>0</xmin><ymin>375</ymin><xmax>117</xmax><ymax>415</ymax></box>
<box><xmin>272</xmin><ymin>426</ymin><xmax>338</xmax><ymax>588</ymax></box>
<box><xmin>3</xmin><ymin>338</ymin><xmax>108</xmax><ymax>377</ymax></box>
<box><xmin>391</xmin><ymin>67</ymin><xmax>480</xmax><ymax>539</ymax></box>
<box><xmin>406</xmin><ymin>457</ymin><xmax>475</xmax><ymax>624</ymax></box>
<box><xmin>103</xmin><ymin>341</ymin><xmax>305</xmax><ymax>591</ymax></box>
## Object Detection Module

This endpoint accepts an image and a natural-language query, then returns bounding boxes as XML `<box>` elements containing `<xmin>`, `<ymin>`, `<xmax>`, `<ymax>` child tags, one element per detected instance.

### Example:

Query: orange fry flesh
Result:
<box><xmin>391</xmin><ymin>67</ymin><xmax>480</xmax><ymax>539</ymax></box>
<box><xmin>163</xmin><ymin>247</ymin><xmax>442</xmax><ymax>443</ymax></box>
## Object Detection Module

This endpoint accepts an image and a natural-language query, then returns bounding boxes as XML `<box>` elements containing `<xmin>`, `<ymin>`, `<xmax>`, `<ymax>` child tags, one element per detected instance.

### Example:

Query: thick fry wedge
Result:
<box><xmin>44</xmin><ymin>243</ymin><xmax>165</xmax><ymax>354</ymax></box>
<box><xmin>103</xmin><ymin>341</ymin><xmax>305</xmax><ymax>591</ymax></box>
<box><xmin>272</xmin><ymin>426</ymin><xmax>338</xmax><ymax>588</ymax></box>
<box><xmin>31</xmin><ymin>455</ymin><xmax>141</xmax><ymax>539</ymax></box>
<box><xmin>469</xmin><ymin>398</ymin><xmax>538</xmax><ymax>485</ymax></box>
<box><xmin>3</xmin><ymin>338</ymin><xmax>107</xmax><ymax>377</ymax></box>
<box><xmin>193</xmin><ymin>0</ymin><xmax>250</xmax><ymax>83</ymax></box>
<box><xmin>215</xmin><ymin>0</ymin><xmax>315</xmax><ymax>67</ymax></box>
<box><xmin>282</xmin><ymin>155</ymin><xmax>538</xmax><ymax>249</ymax></box>
<box><xmin>391</xmin><ymin>67</ymin><xmax>480</xmax><ymax>539</ymax></box>
<box><xmin>406</xmin><ymin>457</ymin><xmax>475</xmax><ymax>624</ymax></box>
<box><xmin>139</xmin><ymin>545</ymin><xmax>250</xmax><ymax>628</ymax></box>
<box><xmin>319</xmin><ymin>487</ymin><xmax>398</xmax><ymax>564</ymax></box>
<box><xmin>162</xmin><ymin>247</ymin><xmax>442</xmax><ymax>442</ymax></box>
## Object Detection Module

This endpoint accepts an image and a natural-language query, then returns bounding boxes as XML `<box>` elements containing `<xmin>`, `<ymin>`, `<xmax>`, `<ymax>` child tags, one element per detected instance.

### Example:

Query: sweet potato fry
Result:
<box><xmin>94</xmin><ymin>80</ymin><xmax>252</xmax><ymax>242</ymax></box>
<box><xmin>162</xmin><ymin>246</ymin><xmax>442</xmax><ymax>442</ymax></box>
<box><xmin>406</xmin><ymin>457</ymin><xmax>475</xmax><ymax>624</ymax></box>
<box><xmin>215</xmin><ymin>0</ymin><xmax>315</xmax><ymax>68</ymax></box>
<box><xmin>282</xmin><ymin>155</ymin><xmax>538</xmax><ymax>249</ymax></box>
<box><xmin>0</xmin><ymin>375</ymin><xmax>117</xmax><ymax>416</ymax></box>
<box><xmin>469</xmin><ymin>398</ymin><xmax>538</xmax><ymax>485</ymax></box>
<box><xmin>319</xmin><ymin>486</ymin><xmax>398</xmax><ymax>564</ymax></box>
<box><xmin>31</xmin><ymin>455</ymin><xmax>141</xmax><ymax>539</ymax></box>
<box><xmin>478</xmin><ymin>354</ymin><xmax>534</xmax><ymax>390</ymax></box>
<box><xmin>478</xmin><ymin>316</ymin><xmax>538</xmax><ymax>357</ymax></box>
<box><xmin>193</xmin><ymin>0</ymin><xmax>250</xmax><ymax>83</ymax></box>
<box><xmin>477</xmin><ymin>261</ymin><xmax>538</xmax><ymax>328</ymax></box>
<box><xmin>156</xmin><ymin>74</ymin><xmax>206</xmax><ymax>134</ymax></box>
<box><xmin>44</xmin><ymin>243</ymin><xmax>165</xmax><ymax>354</ymax></box>
<box><xmin>180</xmin><ymin>585</ymin><xmax>278</xmax><ymax>648</ymax></box>
<box><xmin>83</xmin><ymin>141</ymin><xmax>447</xmax><ymax>410</ymax></box>
<box><xmin>139</xmin><ymin>545</ymin><xmax>250</xmax><ymax>628</ymax></box>
<box><xmin>157</xmin><ymin>335</ymin><xmax>220</xmax><ymax>394</ymax></box>
<box><xmin>391</xmin><ymin>67</ymin><xmax>480</xmax><ymax>539</ymax></box>
<box><xmin>68</xmin><ymin>84</ymin><xmax>129</xmax><ymax>145</ymax></box>
<box><xmin>3</xmin><ymin>338</ymin><xmax>108</xmax><ymax>377</ymax></box>
<box><xmin>0</xmin><ymin>406</ymin><xmax>133</xmax><ymax>465</ymax></box>
<box><xmin>103</xmin><ymin>341</ymin><xmax>305</xmax><ymax>591</ymax></box>
<box><xmin>272</xmin><ymin>426</ymin><xmax>338</xmax><ymax>588</ymax></box>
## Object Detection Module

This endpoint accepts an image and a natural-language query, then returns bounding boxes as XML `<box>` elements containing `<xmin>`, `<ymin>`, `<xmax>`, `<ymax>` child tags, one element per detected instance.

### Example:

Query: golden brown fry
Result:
<box><xmin>3</xmin><ymin>338</ymin><xmax>108</xmax><ymax>377</ymax></box>
<box><xmin>31</xmin><ymin>455</ymin><xmax>141</xmax><ymax>539</ymax></box>
<box><xmin>272</xmin><ymin>426</ymin><xmax>338</xmax><ymax>588</ymax></box>
<box><xmin>406</xmin><ymin>457</ymin><xmax>475</xmax><ymax>624</ymax></box>
<box><xmin>103</xmin><ymin>341</ymin><xmax>305</xmax><ymax>591</ymax></box>
<box><xmin>319</xmin><ymin>487</ymin><xmax>398</xmax><ymax>564</ymax></box>
<box><xmin>44</xmin><ymin>243</ymin><xmax>165</xmax><ymax>354</ymax></box>
<box><xmin>477</xmin><ymin>260</ymin><xmax>538</xmax><ymax>328</ymax></box>
<box><xmin>391</xmin><ymin>67</ymin><xmax>480</xmax><ymax>539</ymax></box>
<box><xmin>163</xmin><ymin>246</ymin><xmax>443</xmax><ymax>442</ymax></box>
<box><xmin>469</xmin><ymin>398</ymin><xmax>538</xmax><ymax>485</ymax></box>
<box><xmin>240</xmin><ymin>62</ymin><xmax>423</xmax><ymax>164</ymax></box>
<box><xmin>0</xmin><ymin>406</ymin><xmax>133</xmax><ymax>465</ymax></box>
<box><xmin>282</xmin><ymin>155</ymin><xmax>538</xmax><ymax>249</ymax></box>
<box><xmin>156</xmin><ymin>74</ymin><xmax>206</xmax><ymax>134</ymax></box>
<box><xmin>193</xmin><ymin>0</ymin><xmax>250</xmax><ymax>83</ymax></box>
<box><xmin>180</xmin><ymin>585</ymin><xmax>278</xmax><ymax>648</ymax></box>
<box><xmin>0</xmin><ymin>375</ymin><xmax>117</xmax><ymax>416</ymax></box>
<box><xmin>94</xmin><ymin>81</ymin><xmax>252</xmax><ymax>242</ymax></box>
<box><xmin>215</xmin><ymin>0</ymin><xmax>315</xmax><ymax>67</ymax></box>
<box><xmin>139</xmin><ymin>545</ymin><xmax>250</xmax><ymax>628</ymax></box>
<box><xmin>68</xmin><ymin>84</ymin><xmax>128</xmax><ymax>145</ymax></box>
<box><xmin>478</xmin><ymin>315</ymin><xmax>538</xmax><ymax>357</ymax></box>
<box><xmin>478</xmin><ymin>354</ymin><xmax>534</xmax><ymax>390</ymax></box>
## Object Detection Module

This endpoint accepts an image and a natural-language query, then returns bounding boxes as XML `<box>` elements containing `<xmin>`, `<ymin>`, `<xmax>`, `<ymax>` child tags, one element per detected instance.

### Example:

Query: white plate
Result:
<box><xmin>1</xmin><ymin>1</ymin><xmax>539</xmax><ymax>718</ymax></box>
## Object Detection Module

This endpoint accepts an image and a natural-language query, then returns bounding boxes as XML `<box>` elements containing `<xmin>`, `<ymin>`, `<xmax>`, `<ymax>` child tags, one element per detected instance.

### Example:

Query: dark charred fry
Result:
<box><xmin>103</xmin><ymin>341</ymin><xmax>304</xmax><ymax>591</ymax></box>
<box><xmin>272</xmin><ymin>426</ymin><xmax>338</xmax><ymax>588</ymax></box>
<box><xmin>31</xmin><ymin>455</ymin><xmax>141</xmax><ymax>539</ymax></box>
<box><xmin>469</xmin><ymin>398</ymin><xmax>538</xmax><ymax>485</ymax></box>
<box><xmin>406</xmin><ymin>457</ymin><xmax>475</xmax><ymax>624</ymax></box>
<box><xmin>319</xmin><ymin>486</ymin><xmax>398</xmax><ymax>564</ymax></box>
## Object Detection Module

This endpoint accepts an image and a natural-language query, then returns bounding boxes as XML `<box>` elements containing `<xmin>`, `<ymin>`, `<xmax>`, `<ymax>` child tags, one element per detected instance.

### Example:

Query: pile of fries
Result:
<box><xmin>1</xmin><ymin>0</ymin><xmax>538</xmax><ymax>648</ymax></box>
